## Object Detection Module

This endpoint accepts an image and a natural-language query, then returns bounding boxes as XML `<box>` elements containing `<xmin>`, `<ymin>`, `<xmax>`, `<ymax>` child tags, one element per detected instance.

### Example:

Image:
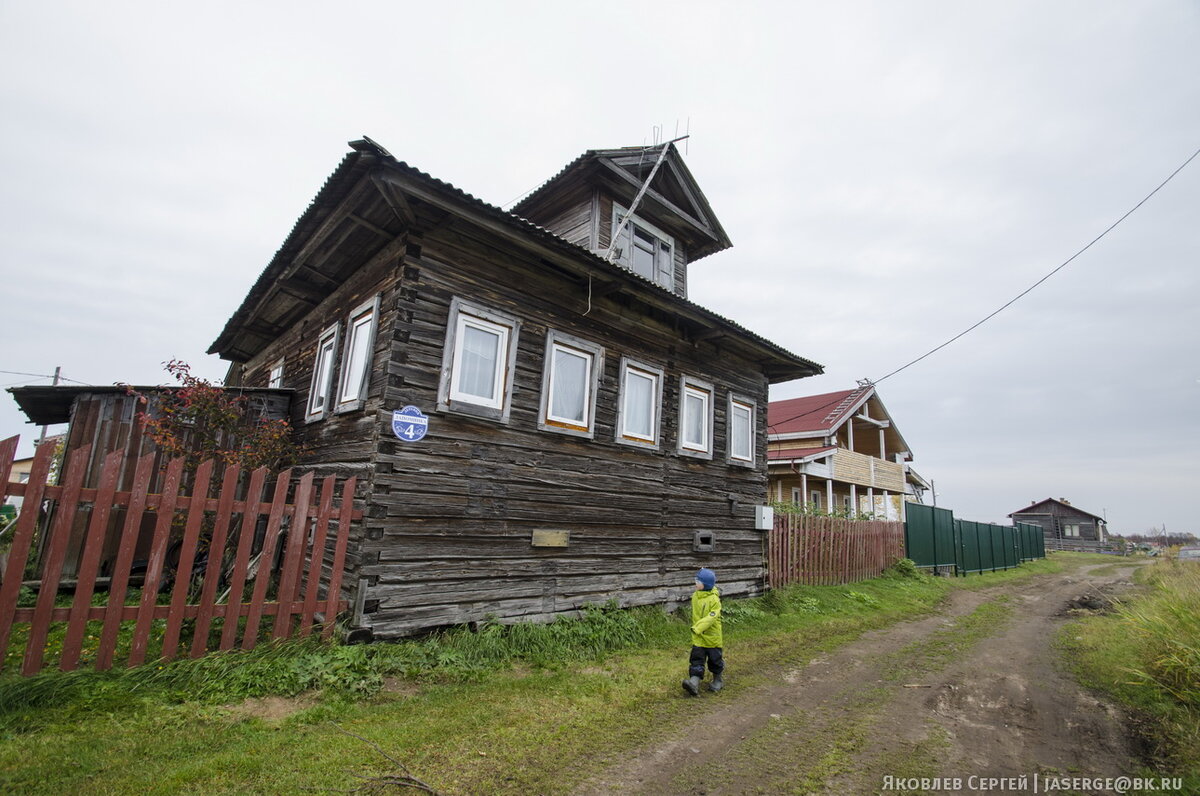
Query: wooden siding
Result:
<box><xmin>528</xmin><ymin>199</ymin><xmax>593</xmax><ymax>252</ymax></box>
<box><xmin>345</xmin><ymin>220</ymin><xmax>772</xmax><ymax>636</ymax></box>
<box><xmin>240</xmin><ymin>236</ymin><xmax>408</xmax><ymax>477</ymax></box>
<box><xmin>1011</xmin><ymin>504</ymin><xmax>1104</xmax><ymax>542</ymax></box>
<box><xmin>831</xmin><ymin>449</ymin><xmax>905</xmax><ymax>492</ymax></box>
<box><xmin>43</xmin><ymin>390</ymin><xmax>290</xmax><ymax>578</ymax></box>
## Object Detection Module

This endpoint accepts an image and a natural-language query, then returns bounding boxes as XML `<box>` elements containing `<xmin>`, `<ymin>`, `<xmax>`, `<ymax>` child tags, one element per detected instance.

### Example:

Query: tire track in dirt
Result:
<box><xmin>573</xmin><ymin>562</ymin><xmax>1145</xmax><ymax>795</ymax></box>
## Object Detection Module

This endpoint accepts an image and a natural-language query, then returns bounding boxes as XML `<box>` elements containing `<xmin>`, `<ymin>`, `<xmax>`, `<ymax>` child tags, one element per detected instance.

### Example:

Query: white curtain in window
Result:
<box><xmin>551</xmin><ymin>347</ymin><xmax>589</xmax><ymax>423</ymax></box>
<box><xmin>684</xmin><ymin>391</ymin><xmax>706</xmax><ymax>446</ymax></box>
<box><xmin>460</xmin><ymin>324</ymin><xmax>500</xmax><ymax>399</ymax></box>
<box><xmin>623</xmin><ymin>370</ymin><xmax>654</xmax><ymax>438</ymax></box>
<box><xmin>731</xmin><ymin>403</ymin><xmax>752</xmax><ymax>459</ymax></box>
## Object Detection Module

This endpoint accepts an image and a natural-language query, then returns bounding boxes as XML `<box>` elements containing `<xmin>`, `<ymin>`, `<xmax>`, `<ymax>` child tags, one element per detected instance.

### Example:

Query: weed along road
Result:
<box><xmin>576</xmin><ymin>559</ymin><xmax>1151</xmax><ymax>795</ymax></box>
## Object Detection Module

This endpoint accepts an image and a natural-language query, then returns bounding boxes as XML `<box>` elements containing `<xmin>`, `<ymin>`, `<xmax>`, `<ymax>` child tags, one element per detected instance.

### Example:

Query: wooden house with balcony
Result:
<box><xmin>766</xmin><ymin>385</ymin><xmax>918</xmax><ymax>520</ymax></box>
<box><xmin>208</xmin><ymin>137</ymin><xmax>822</xmax><ymax>638</ymax></box>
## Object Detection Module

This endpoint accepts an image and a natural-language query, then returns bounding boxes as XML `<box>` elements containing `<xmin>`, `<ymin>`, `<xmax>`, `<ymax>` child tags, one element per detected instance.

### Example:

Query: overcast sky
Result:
<box><xmin>2</xmin><ymin>1</ymin><xmax>1196</xmax><ymax>534</ymax></box>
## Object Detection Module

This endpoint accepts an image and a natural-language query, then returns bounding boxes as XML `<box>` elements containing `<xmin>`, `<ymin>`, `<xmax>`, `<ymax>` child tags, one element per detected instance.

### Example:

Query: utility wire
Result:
<box><xmin>0</xmin><ymin>369</ymin><xmax>90</xmax><ymax>385</ymax></box>
<box><xmin>873</xmin><ymin>144</ymin><xmax>1200</xmax><ymax>386</ymax></box>
<box><xmin>768</xmin><ymin>143</ymin><xmax>1200</xmax><ymax>433</ymax></box>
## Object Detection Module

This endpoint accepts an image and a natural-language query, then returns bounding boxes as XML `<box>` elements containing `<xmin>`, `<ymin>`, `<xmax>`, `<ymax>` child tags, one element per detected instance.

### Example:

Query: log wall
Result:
<box><xmin>352</xmin><ymin>218</ymin><xmax>770</xmax><ymax>636</ymax></box>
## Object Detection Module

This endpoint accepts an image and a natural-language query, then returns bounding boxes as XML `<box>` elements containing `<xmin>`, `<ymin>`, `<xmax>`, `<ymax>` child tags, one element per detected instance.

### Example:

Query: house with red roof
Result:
<box><xmin>767</xmin><ymin>384</ymin><xmax>926</xmax><ymax>520</ymax></box>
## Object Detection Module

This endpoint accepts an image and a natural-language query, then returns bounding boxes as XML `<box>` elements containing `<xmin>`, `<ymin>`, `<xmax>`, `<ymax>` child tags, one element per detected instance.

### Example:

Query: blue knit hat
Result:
<box><xmin>696</xmin><ymin>568</ymin><xmax>716</xmax><ymax>590</ymax></box>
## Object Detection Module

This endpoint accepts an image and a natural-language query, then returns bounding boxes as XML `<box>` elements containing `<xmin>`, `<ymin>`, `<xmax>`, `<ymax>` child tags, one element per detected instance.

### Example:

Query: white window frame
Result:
<box><xmin>538</xmin><ymin>330</ymin><xmax>604</xmax><ymax>439</ymax></box>
<box><xmin>306</xmin><ymin>322</ymin><xmax>340</xmax><ymax>422</ymax></box>
<box><xmin>437</xmin><ymin>297</ymin><xmax>521</xmax><ymax>423</ymax></box>
<box><xmin>612</xmin><ymin>203</ymin><xmax>675</xmax><ymax>289</ymax></box>
<box><xmin>615</xmin><ymin>357</ymin><xmax>663</xmax><ymax>449</ymax></box>
<box><xmin>335</xmin><ymin>296</ymin><xmax>380</xmax><ymax>413</ymax></box>
<box><xmin>810</xmin><ymin>490</ymin><xmax>822</xmax><ymax>509</ymax></box>
<box><xmin>1063</xmin><ymin>523</ymin><xmax>1081</xmax><ymax>537</ymax></box>
<box><xmin>727</xmin><ymin>394</ymin><xmax>756</xmax><ymax>467</ymax></box>
<box><xmin>677</xmin><ymin>375</ymin><xmax>714</xmax><ymax>459</ymax></box>
<box><xmin>843</xmin><ymin>495</ymin><xmax>853</xmax><ymax>511</ymax></box>
<box><xmin>790</xmin><ymin>487</ymin><xmax>803</xmax><ymax>506</ymax></box>
<box><xmin>267</xmin><ymin>358</ymin><xmax>285</xmax><ymax>389</ymax></box>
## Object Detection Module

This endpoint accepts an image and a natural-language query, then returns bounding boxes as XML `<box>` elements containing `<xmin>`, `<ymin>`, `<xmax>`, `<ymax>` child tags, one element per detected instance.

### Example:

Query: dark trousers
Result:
<box><xmin>689</xmin><ymin>645</ymin><xmax>724</xmax><ymax>678</ymax></box>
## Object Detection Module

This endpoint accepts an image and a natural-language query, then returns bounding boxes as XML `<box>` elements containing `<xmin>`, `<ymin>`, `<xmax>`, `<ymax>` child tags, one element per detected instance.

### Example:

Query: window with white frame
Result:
<box><xmin>843</xmin><ymin>495</ymin><xmax>852</xmax><ymax>511</ymax></box>
<box><xmin>678</xmin><ymin>376</ymin><xmax>714</xmax><ymax>459</ymax></box>
<box><xmin>539</xmin><ymin>330</ymin><xmax>603</xmax><ymax>438</ymax></box>
<box><xmin>791</xmin><ymin>487</ymin><xmax>803</xmax><ymax>506</ymax></box>
<box><xmin>336</xmin><ymin>296</ymin><xmax>380</xmax><ymax>412</ymax></box>
<box><xmin>728</xmin><ymin>395</ymin><xmax>755</xmax><ymax>466</ymax></box>
<box><xmin>810</xmin><ymin>490</ymin><xmax>822</xmax><ymax>509</ymax></box>
<box><xmin>616</xmin><ymin>358</ymin><xmax>663</xmax><ymax>448</ymax></box>
<box><xmin>438</xmin><ymin>298</ymin><xmax>521</xmax><ymax>422</ymax></box>
<box><xmin>268</xmin><ymin>358</ymin><xmax>285</xmax><ymax>389</ymax></box>
<box><xmin>306</xmin><ymin>323</ymin><xmax>340</xmax><ymax>421</ymax></box>
<box><xmin>612</xmin><ymin>204</ymin><xmax>674</xmax><ymax>289</ymax></box>
<box><xmin>1063</xmin><ymin>523</ymin><xmax>1081</xmax><ymax>537</ymax></box>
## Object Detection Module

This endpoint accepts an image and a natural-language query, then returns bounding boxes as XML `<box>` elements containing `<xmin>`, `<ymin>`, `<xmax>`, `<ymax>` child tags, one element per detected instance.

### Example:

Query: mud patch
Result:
<box><xmin>1064</xmin><ymin>593</ymin><xmax>1116</xmax><ymax>613</ymax></box>
<box><xmin>382</xmin><ymin>677</ymin><xmax>421</xmax><ymax>697</ymax></box>
<box><xmin>224</xmin><ymin>692</ymin><xmax>319</xmax><ymax>722</ymax></box>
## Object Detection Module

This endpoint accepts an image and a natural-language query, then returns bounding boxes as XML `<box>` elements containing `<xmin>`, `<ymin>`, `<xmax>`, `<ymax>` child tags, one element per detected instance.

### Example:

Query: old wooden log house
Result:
<box><xmin>206</xmin><ymin>137</ymin><xmax>822</xmax><ymax>638</ymax></box>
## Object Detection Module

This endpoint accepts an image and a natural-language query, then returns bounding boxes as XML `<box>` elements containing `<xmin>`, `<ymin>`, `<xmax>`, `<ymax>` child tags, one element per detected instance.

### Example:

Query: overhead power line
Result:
<box><xmin>873</xmin><ymin>144</ymin><xmax>1200</xmax><ymax>386</ymax></box>
<box><xmin>0</xmin><ymin>369</ymin><xmax>91</xmax><ymax>386</ymax></box>
<box><xmin>768</xmin><ymin>143</ymin><xmax>1200</xmax><ymax>433</ymax></box>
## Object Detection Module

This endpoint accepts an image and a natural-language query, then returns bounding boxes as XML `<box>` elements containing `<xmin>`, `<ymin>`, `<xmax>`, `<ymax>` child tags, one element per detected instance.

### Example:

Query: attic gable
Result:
<box><xmin>513</xmin><ymin>143</ymin><xmax>732</xmax><ymax>262</ymax></box>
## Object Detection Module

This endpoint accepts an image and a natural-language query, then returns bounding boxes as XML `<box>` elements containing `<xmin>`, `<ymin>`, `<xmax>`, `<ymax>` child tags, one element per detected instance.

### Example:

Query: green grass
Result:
<box><xmin>1059</xmin><ymin>557</ymin><xmax>1199</xmax><ymax>791</ymax></box>
<box><xmin>0</xmin><ymin>557</ymin><xmax>1091</xmax><ymax>795</ymax></box>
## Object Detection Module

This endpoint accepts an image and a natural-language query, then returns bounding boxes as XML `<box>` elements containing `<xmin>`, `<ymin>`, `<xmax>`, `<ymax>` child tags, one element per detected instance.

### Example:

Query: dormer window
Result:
<box><xmin>612</xmin><ymin>204</ymin><xmax>674</xmax><ymax>289</ymax></box>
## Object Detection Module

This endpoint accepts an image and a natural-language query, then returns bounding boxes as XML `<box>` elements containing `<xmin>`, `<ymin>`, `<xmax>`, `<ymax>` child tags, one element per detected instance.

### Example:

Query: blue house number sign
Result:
<box><xmin>391</xmin><ymin>406</ymin><xmax>429</xmax><ymax>442</ymax></box>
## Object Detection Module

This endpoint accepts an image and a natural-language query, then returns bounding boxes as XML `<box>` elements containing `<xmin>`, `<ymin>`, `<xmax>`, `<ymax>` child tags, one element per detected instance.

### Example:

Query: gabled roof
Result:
<box><xmin>511</xmin><ymin>142</ymin><xmax>732</xmax><ymax>261</ymax></box>
<box><xmin>767</xmin><ymin>385</ymin><xmax>914</xmax><ymax>460</ymax></box>
<box><xmin>767</xmin><ymin>387</ymin><xmax>871</xmax><ymax>436</ymax></box>
<box><xmin>1008</xmin><ymin>498</ymin><xmax>1107</xmax><ymax>523</ymax></box>
<box><xmin>209</xmin><ymin>138</ymin><xmax>821</xmax><ymax>383</ymax></box>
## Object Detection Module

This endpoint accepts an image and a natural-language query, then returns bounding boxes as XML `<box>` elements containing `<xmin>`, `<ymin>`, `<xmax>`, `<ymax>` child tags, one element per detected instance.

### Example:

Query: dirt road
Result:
<box><xmin>575</xmin><ymin>561</ymin><xmax>1147</xmax><ymax>795</ymax></box>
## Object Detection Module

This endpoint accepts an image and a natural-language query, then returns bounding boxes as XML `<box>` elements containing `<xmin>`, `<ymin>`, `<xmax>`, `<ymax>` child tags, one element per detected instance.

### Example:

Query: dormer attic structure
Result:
<box><xmin>512</xmin><ymin>143</ymin><xmax>731</xmax><ymax>298</ymax></box>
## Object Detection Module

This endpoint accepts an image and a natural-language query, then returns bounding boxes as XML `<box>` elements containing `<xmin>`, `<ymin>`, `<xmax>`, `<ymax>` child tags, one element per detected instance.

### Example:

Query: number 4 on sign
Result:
<box><xmin>391</xmin><ymin>406</ymin><xmax>429</xmax><ymax>443</ymax></box>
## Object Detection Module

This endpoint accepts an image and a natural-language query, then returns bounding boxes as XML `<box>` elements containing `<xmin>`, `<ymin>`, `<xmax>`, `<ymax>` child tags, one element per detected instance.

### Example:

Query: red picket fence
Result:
<box><xmin>0</xmin><ymin>435</ymin><xmax>361</xmax><ymax>676</ymax></box>
<box><xmin>767</xmin><ymin>512</ymin><xmax>906</xmax><ymax>588</ymax></box>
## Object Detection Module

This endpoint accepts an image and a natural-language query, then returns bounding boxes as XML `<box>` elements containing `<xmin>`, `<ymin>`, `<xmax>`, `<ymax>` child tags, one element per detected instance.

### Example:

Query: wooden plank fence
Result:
<box><xmin>767</xmin><ymin>512</ymin><xmax>906</xmax><ymax>588</ymax></box>
<box><xmin>0</xmin><ymin>435</ymin><xmax>361</xmax><ymax>676</ymax></box>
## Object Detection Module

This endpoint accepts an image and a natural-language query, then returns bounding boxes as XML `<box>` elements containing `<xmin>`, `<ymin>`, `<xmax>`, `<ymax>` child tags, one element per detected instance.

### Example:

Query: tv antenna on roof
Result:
<box><xmin>603</xmin><ymin>133</ymin><xmax>690</xmax><ymax>263</ymax></box>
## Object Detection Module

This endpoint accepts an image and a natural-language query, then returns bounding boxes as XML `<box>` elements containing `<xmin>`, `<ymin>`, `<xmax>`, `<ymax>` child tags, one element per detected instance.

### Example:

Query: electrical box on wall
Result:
<box><xmin>754</xmin><ymin>505</ymin><xmax>774</xmax><ymax>531</ymax></box>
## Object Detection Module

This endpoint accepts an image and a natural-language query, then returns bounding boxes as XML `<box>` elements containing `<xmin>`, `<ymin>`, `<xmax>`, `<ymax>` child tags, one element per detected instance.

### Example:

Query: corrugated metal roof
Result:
<box><xmin>209</xmin><ymin>137</ymin><xmax>821</xmax><ymax>381</ymax></box>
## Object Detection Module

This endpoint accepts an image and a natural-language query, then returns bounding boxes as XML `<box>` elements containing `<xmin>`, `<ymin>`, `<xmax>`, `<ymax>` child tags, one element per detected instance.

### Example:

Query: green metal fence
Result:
<box><xmin>904</xmin><ymin>505</ymin><xmax>1046</xmax><ymax>576</ymax></box>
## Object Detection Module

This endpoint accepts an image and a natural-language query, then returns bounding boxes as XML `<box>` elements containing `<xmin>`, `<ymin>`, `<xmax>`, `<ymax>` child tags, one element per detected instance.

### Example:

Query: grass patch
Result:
<box><xmin>0</xmin><ymin>558</ymin><xmax>1063</xmax><ymax>795</ymax></box>
<box><xmin>1059</xmin><ymin>558</ymin><xmax>1200</xmax><ymax>789</ymax></box>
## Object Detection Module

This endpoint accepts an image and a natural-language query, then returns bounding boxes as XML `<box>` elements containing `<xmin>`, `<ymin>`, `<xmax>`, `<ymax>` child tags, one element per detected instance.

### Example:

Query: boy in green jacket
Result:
<box><xmin>682</xmin><ymin>567</ymin><xmax>723</xmax><ymax>696</ymax></box>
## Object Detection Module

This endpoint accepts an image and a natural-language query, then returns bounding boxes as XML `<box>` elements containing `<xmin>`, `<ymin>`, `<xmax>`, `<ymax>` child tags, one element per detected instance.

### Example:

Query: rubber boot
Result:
<box><xmin>709</xmin><ymin>673</ymin><xmax>724</xmax><ymax>693</ymax></box>
<box><xmin>681</xmin><ymin>675</ymin><xmax>701</xmax><ymax>696</ymax></box>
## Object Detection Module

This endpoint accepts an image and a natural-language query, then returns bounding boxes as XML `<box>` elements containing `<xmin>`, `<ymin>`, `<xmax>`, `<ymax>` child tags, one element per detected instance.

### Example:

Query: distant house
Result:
<box><xmin>207</xmin><ymin>137</ymin><xmax>822</xmax><ymax>638</ymax></box>
<box><xmin>1008</xmin><ymin>498</ymin><xmax>1107</xmax><ymax>544</ymax></box>
<box><xmin>766</xmin><ymin>384</ymin><xmax>920</xmax><ymax>521</ymax></box>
